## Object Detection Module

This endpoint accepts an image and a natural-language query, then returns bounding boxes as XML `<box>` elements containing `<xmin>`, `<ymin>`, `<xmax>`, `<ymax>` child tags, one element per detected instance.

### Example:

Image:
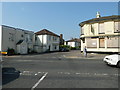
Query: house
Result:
<box><xmin>79</xmin><ymin>12</ymin><xmax>120</xmax><ymax>53</ymax></box>
<box><xmin>65</xmin><ymin>38</ymin><xmax>81</xmax><ymax>49</ymax></box>
<box><xmin>35</xmin><ymin>29</ymin><xmax>60</xmax><ymax>52</ymax></box>
<box><xmin>0</xmin><ymin>25</ymin><xmax>35</xmax><ymax>54</ymax></box>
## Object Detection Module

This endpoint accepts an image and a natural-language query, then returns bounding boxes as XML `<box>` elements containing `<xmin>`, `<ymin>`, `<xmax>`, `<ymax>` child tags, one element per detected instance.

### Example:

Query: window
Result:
<box><xmin>99</xmin><ymin>38</ymin><xmax>105</xmax><ymax>48</ymax></box>
<box><xmin>91</xmin><ymin>25</ymin><xmax>95</xmax><ymax>34</ymax></box>
<box><xmin>114</xmin><ymin>22</ymin><xmax>120</xmax><ymax>33</ymax></box>
<box><xmin>49</xmin><ymin>35</ymin><xmax>51</xmax><ymax>41</ymax></box>
<box><xmin>107</xmin><ymin>36</ymin><xmax>119</xmax><ymax>48</ymax></box>
<box><xmin>53</xmin><ymin>36</ymin><xmax>55</xmax><ymax>41</ymax></box>
<box><xmin>86</xmin><ymin>38</ymin><xmax>97</xmax><ymax>48</ymax></box>
<box><xmin>99</xmin><ymin>23</ymin><xmax>105</xmax><ymax>34</ymax></box>
<box><xmin>53</xmin><ymin>36</ymin><xmax>57</xmax><ymax>41</ymax></box>
<box><xmin>21</xmin><ymin>35</ymin><xmax>24</xmax><ymax>37</ymax></box>
<box><xmin>55</xmin><ymin>45</ymin><xmax>57</xmax><ymax>49</ymax></box>
<box><xmin>55</xmin><ymin>37</ymin><xmax>57</xmax><ymax>41</ymax></box>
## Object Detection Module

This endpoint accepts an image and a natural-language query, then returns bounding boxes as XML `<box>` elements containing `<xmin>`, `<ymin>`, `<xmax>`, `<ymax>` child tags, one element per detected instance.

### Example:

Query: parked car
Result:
<box><xmin>59</xmin><ymin>47</ymin><xmax>70</xmax><ymax>52</ymax></box>
<box><xmin>103</xmin><ymin>54</ymin><xmax>120</xmax><ymax>68</ymax></box>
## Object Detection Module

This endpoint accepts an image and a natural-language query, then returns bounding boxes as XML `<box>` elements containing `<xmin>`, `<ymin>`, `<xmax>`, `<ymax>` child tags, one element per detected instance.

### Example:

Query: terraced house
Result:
<box><xmin>79</xmin><ymin>12</ymin><xmax>120</xmax><ymax>53</ymax></box>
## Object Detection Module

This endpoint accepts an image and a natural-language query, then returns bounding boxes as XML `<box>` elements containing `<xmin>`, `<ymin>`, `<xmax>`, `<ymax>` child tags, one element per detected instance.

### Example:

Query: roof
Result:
<box><xmin>35</xmin><ymin>29</ymin><xmax>60</xmax><ymax>37</ymax></box>
<box><xmin>16</xmin><ymin>40</ymin><xmax>24</xmax><ymax>45</ymax></box>
<box><xmin>66</xmin><ymin>38</ymin><xmax>81</xmax><ymax>42</ymax></box>
<box><xmin>79</xmin><ymin>15</ymin><xmax>120</xmax><ymax>27</ymax></box>
<box><xmin>2</xmin><ymin>25</ymin><xmax>34</xmax><ymax>33</ymax></box>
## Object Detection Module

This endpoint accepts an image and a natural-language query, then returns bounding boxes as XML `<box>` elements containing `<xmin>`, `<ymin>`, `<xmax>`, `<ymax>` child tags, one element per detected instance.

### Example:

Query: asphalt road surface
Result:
<box><xmin>1</xmin><ymin>50</ymin><xmax>119</xmax><ymax>89</ymax></box>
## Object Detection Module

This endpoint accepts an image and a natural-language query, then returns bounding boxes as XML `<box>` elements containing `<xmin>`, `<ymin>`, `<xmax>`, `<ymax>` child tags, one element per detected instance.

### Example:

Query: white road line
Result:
<box><xmin>58</xmin><ymin>72</ymin><xmax>118</xmax><ymax>76</ymax></box>
<box><xmin>35</xmin><ymin>73</ymin><xmax>37</xmax><ymax>76</ymax></box>
<box><xmin>31</xmin><ymin>72</ymin><xmax>48</xmax><ymax>90</ymax></box>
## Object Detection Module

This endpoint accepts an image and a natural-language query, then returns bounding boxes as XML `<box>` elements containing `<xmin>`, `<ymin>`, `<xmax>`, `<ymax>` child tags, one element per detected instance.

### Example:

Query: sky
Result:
<box><xmin>1</xmin><ymin>2</ymin><xmax>119</xmax><ymax>40</ymax></box>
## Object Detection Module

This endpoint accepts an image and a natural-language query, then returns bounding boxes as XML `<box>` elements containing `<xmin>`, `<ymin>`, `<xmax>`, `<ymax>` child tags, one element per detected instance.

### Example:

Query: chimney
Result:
<box><xmin>96</xmin><ymin>12</ymin><xmax>101</xmax><ymax>18</ymax></box>
<box><xmin>60</xmin><ymin>34</ymin><xmax>63</xmax><ymax>39</ymax></box>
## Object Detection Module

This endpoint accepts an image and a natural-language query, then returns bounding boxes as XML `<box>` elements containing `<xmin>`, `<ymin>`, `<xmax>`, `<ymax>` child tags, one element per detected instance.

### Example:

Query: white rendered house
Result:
<box><xmin>79</xmin><ymin>13</ymin><xmax>120</xmax><ymax>53</ymax></box>
<box><xmin>0</xmin><ymin>25</ymin><xmax>35</xmax><ymax>54</ymax></box>
<box><xmin>35</xmin><ymin>29</ymin><xmax>60</xmax><ymax>53</ymax></box>
<box><xmin>66</xmin><ymin>38</ymin><xmax>81</xmax><ymax>48</ymax></box>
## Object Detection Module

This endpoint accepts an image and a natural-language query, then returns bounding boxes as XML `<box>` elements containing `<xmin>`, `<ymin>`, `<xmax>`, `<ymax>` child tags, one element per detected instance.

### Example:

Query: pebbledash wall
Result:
<box><xmin>0</xmin><ymin>25</ymin><xmax>35</xmax><ymax>54</ymax></box>
<box><xmin>79</xmin><ymin>13</ymin><xmax>120</xmax><ymax>53</ymax></box>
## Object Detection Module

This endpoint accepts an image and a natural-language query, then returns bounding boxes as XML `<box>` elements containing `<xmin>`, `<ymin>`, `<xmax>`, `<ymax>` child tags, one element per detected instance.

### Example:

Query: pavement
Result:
<box><xmin>1</xmin><ymin>50</ymin><xmax>109</xmax><ymax>60</ymax></box>
<box><xmin>61</xmin><ymin>50</ymin><xmax>109</xmax><ymax>59</ymax></box>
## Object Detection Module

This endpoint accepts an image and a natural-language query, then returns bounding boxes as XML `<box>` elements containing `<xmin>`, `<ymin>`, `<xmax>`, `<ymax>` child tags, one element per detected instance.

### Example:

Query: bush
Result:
<box><xmin>70</xmin><ymin>47</ymin><xmax>76</xmax><ymax>50</ymax></box>
<box><xmin>60</xmin><ymin>45</ymin><xmax>70</xmax><ymax>48</ymax></box>
<box><xmin>7</xmin><ymin>48</ymin><xmax>15</xmax><ymax>55</ymax></box>
<box><xmin>70</xmin><ymin>46</ymin><xmax>81</xmax><ymax>50</ymax></box>
<box><xmin>59</xmin><ymin>45</ymin><xmax>70</xmax><ymax>52</ymax></box>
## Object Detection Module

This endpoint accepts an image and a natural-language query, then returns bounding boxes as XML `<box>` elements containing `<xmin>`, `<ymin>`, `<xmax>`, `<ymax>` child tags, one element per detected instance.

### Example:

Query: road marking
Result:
<box><xmin>31</xmin><ymin>72</ymin><xmax>48</xmax><ymax>90</ymax></box>
<box><xmin>63</xmin><ymin>55</ymin><xmax>66</xmax><ymax>57</ymax></box>
<box><xmin>58</xmin><ymin>72</ymin><xmax>118</xmax><ymax>76</ymax></box>
<box><xmin>38</xmin><ymin>72</ymin><xmax>41</xmax><ymax>74</ymax></box>
<box><xmin>76</xmin><ymin>73</ymin><xmax>80</xmax><ymax>75</ymax></box>
<box><xmin>35</xmin><ymin>73</ymin><xmax>37</xmax><ymax>76</ymax></box>
<box><xmin>21</xmin><ymin>71</ymin><xmax>32</xmax><ymax>75</ymax></box>
<box><xmin>64</xmin><ymin>72</ymin><xmax>70</xmax><ymax>75</ymax></box>
<box><xmin>23</xmin><ymin>71</ymin><xmax>30</xmax><ymax>73</ymax></box>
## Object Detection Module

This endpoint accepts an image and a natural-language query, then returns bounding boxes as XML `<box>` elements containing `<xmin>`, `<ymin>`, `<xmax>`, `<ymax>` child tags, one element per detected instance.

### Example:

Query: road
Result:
<box><xmin>1</xmin><ymin>50</ymin><xmax>119</xmax><ymax>89</ymax></box>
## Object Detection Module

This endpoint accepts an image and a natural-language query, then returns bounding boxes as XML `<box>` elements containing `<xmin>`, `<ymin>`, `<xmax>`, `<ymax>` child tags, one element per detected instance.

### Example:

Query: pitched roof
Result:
<box><xmin>16</xmin><ymin>40</ymin><xmax>24</xmax><ymax>45</ymax></box>
<box><xmin>35</xmin><ymin>29</ymin><xmax>60</xmax><ymax>37</ymax></box>
<box><xmin>66</xmin><ymin>38</ymin><xmax>81</xmax><ymax>42</ymax></box>
<box><xmin>79</xmin><ymin>15</ymin><xmax>120</xmax><ymax>27</ymax></box>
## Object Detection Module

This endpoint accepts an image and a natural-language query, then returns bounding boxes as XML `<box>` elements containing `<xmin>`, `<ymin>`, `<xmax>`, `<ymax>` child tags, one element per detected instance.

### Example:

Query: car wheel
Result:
<box><xmin>117</xmin><ymin>61</ymin><xmax>120</xmax><ymax>68</ymax></box>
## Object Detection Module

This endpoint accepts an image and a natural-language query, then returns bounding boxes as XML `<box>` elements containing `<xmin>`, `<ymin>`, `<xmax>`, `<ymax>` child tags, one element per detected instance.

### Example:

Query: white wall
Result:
<box><xmin>68</xmin><ymin>42</ymin><xmax>75</xmax><ymax>47</ymax></box>
<box><xmin>37</xmin><ymin>35</ymin><xmax>47</xmax><ymax>45</ymax></box>
<box><xmin>1</xmin><ymin>25</ymin><xmax>35</xmax><ymax>54</ymax></box>
<box><xmin>82</xmin><ymin>21</ymin><xmax>115</xmax><ymax>36</ymax></box>
<box><xmin>36</xmin><ymin>34</ymin><xmax>60</xmax><ymax>52</ymax></box>
<box><xmin>15</xmin><ymin>29</ymin><xmax>24</xmax><ymax>43</ymax></box>
<box><xmin>24</xmin><ymin>31</ymin><xmax>35</xmax><ymax>52</ymax></box>
<box><xmin>17</xmin><ymin>41</ymin><xmax>28</xmax><ymax>54</ymax></box>
<box><xmin>68</xmin><ymin>42</ymin><xmax>80</xmax><ymax>48</ymax></box>
<box><xmin>37</xmin><ymin>35</ymin><xmax>47</xmax><ymax>52</ymax></box>
<box><xmin>47</xmin><ymin>35</ymin><xmax>59</xmax><ymax>51</ymax></box>
<box><xmin>80</xmin><ymin>20</ymin><xmax>120</xmax><ymax>52</ymax></box>
<box><xmin>104</xmin><ymin>21</ymin><xmax>114</xmax><ymax>34</ymax></box>
<box><xmin>2</xmin><ymin>26</ymin><xmax>16</xmax><ymax>52</ymax></box>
